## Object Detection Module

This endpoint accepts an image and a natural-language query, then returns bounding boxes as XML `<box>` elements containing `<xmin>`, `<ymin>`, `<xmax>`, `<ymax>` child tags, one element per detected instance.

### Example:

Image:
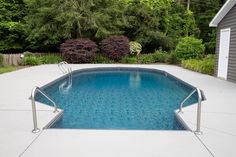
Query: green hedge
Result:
<box><xmin>139</xmin><ymin>53</ymin><xmax>156</xmax><ymax>64</ymax></box>
<box><xmin>181</xmin><ymin>55</ymin><xmax>215</xmax><ymax>75</ymax></box>
<box><xmin>138</xmin><ymin>50</ymin><xmax>179</xmax><ymax>64</ymax></box>
<box><xmin>175</xmin><ymin>36</ymin><xmax>205</xmax><ymax>60</ymax></box>
<box><xmin>22</xmin><ymin>52</ymin><xmax>63</xmax><ymax>65</ymax></box>
<box><xmin>121</xmin><ymin>56</ymin><xmax>137</xmax><ymax>64</ymax></box>
<box><xmin>23</xmin><ymin>56</ymin><xmax>41</xmax><ymax>65</ymax></box>
<box><xmin>152</xmin><ymin>51</ymin><xmax>168</xmax><ymax>63</ymax></box>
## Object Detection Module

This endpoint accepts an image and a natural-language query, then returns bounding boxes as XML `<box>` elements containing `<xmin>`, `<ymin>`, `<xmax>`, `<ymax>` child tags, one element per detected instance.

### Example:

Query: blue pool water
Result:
<box><xmin>36</xmin><ymin>68</ymin><xmax>197</xmax><ymax>130</ymax></box>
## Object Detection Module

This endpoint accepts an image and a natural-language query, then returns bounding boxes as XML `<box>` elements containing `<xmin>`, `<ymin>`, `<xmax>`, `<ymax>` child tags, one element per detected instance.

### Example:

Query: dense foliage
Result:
<box><xmin>181</xmin><ymin>55</ymin><xmax>215</xmax><ymax>75</ymax></box>
<box><xmin>190</xmin><ymin>0</ymin><xmax>227</xmax><ymax>53</ymax></box>
<box><xmin>60</xmin><ymin>38</ymin><xmax>98</xmax><ymax>63</ymax></box>
<box><xmin>124</xmin><ymin>0</ymin><xmax>170</xmax><ymax>52</ymax></box>
<box><xmin>22</xmin><ymin>52</ymin><xmax>63</xmax><ymax>65</ymax></box>
<box><xmin>121</xmin><ymin>56</ymin><xmax>137</xmax><ymax>64</ymax></box>
<box><xmin>25</xmin><ymin>0</ymin><xmax>94</xmax><ymax>49</ymax></box>
<box><xmin>100</xmin><ymin>36</ymin><xmax>130</xmax><ymax>61</ymax></box>
<box><xmin>0</xmin><ymin>0</ymin><xmax>226</xmax><ymax>54</ymax></box>
<box><xmin>175</xmin><ymin>36</ymin><xmax>205</xmax><ymax>60</ymax></box>
<box><xmin>0</xmin><ymin>0</ymin><xmax>224</xmax><ymax>76</ymax></box>
<box><xmin>138</xmin><ymin>50</ymin><xmax>178</xmax><ymax>64</ymax></box>
<box><xmin>0</xmin><ymin>0</ymin><xmax>27</xmax><ymax>52</ymax></box>
<box><xmin>23</xmin><ymin>0</ymin><xmax>126</xmax><ymax>50</ymax></box>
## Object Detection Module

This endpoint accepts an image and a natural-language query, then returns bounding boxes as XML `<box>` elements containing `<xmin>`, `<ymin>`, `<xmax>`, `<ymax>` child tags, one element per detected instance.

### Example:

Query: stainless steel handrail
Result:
<box><xmin>195</xmin><ymin>88</ymin><xmax>202</xmax><ymax>135</ymax></box>
<box><xmin>31</xmin><ymin>86</ymin><xmax>58</xmax><ymax>133</ymax></box>
<box><xmin>58</xmin><ymin>61</ymin><xmax>72</xmax><ymax>85</ymax></box>
<box><xmin>58</xmin><ymin>61</ymin><xmax>71</xmax><ymax>74</ymax></box>
<box><xmin>179</xmin><ymin>87</ymin><xmax>204</xmax><ymax>135</ymax></box>
<box><xmin>179</xmin><ymin>88</ymin><xmax>197</xmax><ymax>113</ymax></box>
<box><xmin>58</xmin><ymin>61</ymin><xmax>67</xmax><ymax>74</ymax></box>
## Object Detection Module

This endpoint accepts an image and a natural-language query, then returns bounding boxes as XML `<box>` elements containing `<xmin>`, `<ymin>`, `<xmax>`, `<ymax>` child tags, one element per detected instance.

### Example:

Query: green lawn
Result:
<box><xmin>0</xmin><ymin>66</ymin><xmax>16</xmax><ymax>74</ymax></box>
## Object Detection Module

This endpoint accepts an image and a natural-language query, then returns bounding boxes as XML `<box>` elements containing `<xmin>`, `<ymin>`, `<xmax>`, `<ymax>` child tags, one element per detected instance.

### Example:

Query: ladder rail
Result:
<box><xmin>179</xmin><ymin>88</ymin><xmax>197</xmax><ymax>113</ymax></box>
<box><xmin>31</xmin><ymin>86</ymin><xmax>58</xmax><ymax>133</ymax></box>
<box><xmin>58</xmin><ymin>61</ymin><xmax>72</xmax><ymax>87</ymax></box>
<box><xmin>58</xmin><ymin>61</ymin><xmax>67</xmax><ymax>73</ymax></box>
<box><xmin>58</xmin><ymin>61</ymin><xmax>71</xmax><ymax>74</ymax></box>
<box><xmin>179</xmin><ymin>87</ymin><xmax>204</xmax><ymax>135</ymax></box>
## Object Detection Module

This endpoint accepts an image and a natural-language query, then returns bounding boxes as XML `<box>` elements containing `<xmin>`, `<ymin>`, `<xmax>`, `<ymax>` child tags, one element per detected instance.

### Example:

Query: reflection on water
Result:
<box><xmin>129</xmin><ymin>72</ymin><xmax>141</xmax><ymax>88</ymax></box>
<box><xmin>59</xmin><ymin>76</ymin><xmax>72</xmax><ymax>95</ymax></box>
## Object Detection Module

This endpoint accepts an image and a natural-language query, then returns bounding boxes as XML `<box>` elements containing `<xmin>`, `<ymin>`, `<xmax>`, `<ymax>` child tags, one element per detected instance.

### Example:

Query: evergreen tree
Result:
<box><xmin>0</xmin><ymin>0</ymin><xmax>27</xmax><ymax>52</ymax></box>
<box><xmin>25</xmin><ymin>0</ymin><xmax>126</xmax><ymax>49</ymax></box>
<box><xmin>124</xmin><ymin>0</ymin><xmax>172</xmax><ymax>52</ymax></box>
<box><xmin>190</xmin><ymin>0</ymin><xmax>226</xmax><ymax>53</ymax></box>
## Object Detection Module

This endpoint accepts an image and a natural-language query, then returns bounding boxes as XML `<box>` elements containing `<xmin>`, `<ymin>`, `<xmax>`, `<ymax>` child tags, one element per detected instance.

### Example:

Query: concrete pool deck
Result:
<box><xmin>0</xmin><ymin>64</ymin><xmax>235</xmax><ymax>157</ymax></box>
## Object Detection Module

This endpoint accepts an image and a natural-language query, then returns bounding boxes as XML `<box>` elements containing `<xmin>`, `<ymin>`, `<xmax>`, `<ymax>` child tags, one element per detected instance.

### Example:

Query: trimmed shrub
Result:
<box><xmin>166</xmin><ymin>51</ymin><xmax>179</xmax><ymax>64</ymax></box>
<box><xmin>0</xmin><ymin>53</ymin><xmax>3</xmax><ymax>66</ymax></box>
<box><xmin>121</xmin><ymin>56</ymin><xmax>137</xmax><ymax>64</ymax></box>
<box><xmin>139</xmin><ymin>54</ymin><xmax>155</xmax><ymax>64</ymax></box>
<box><xmin>92</xmin><ymin>54</ymin><xmax>114</xmax><ymax>64</ymax></box>
<box><xmin>22</xmin><ymin>53</ymin><xmax>63</xmax><ymax>65</ymax></box>
<box><xmin>175</xmin><ymin>36</ymin><xmax>205</xmax><ymax>60</ymax></box>
<box><xmin>181</xmin><ymin>55</ymin><xmax>215</xmax><ymax>75</ymax></box>
<box><xmin>23</xmin><ymin>56</ymin><xmax>41</xmax><ymax>65</ymax></box>
<box><xmin>138</xmin><ymin>51</ymin><xmax>180</xmax><ymax>64</ymax></box>
<box><xmin>152</xmin><ymin>50</ymin><xmax>169</xmax><ymax>63</ymax></box>
<box><xmin>129</xmin><ymin>41</ymin><xmax>142</xmax><ymax>56</ymax></box>
<box><xmin>60</xmin><ymin>38</ymin><xmax>98</xmax><ymax>63</ymax></box>
<box><xmin>101</xmin><ymin>36</ymin><xmax>130</xmax><ymax>61</ymax></box>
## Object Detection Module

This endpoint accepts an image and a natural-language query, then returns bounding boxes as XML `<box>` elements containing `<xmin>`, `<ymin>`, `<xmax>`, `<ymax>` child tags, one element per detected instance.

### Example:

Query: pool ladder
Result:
<box><xmin>58</xmin><ymin>61</ymin><xmax>72</xmax><ymax>91</ymax></box>
<box><xmin>31</xmin><ymin>87</ymin><xmax>58</xmax><ymax>133</ymax></box>
<box><xmin>179</xmin><ymin>88</ymin><xmax>205</xmax><ymax>135</ymax></box>
<box><xmin>31</xmin><ymin>61</ymin><xmax>72</xmax><ymax>133</ymax></box>
<box><xmin>58</xmin><ymin>61</ymin><xmax>72</xmax><ymax>75</ymax></box>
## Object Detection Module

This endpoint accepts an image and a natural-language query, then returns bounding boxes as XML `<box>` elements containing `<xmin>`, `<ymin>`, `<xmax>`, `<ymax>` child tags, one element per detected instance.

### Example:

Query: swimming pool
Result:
<box><xmin>36</xmin><ymin>68</ymin><xmax>197</xmax><ymax>130</ymax></box>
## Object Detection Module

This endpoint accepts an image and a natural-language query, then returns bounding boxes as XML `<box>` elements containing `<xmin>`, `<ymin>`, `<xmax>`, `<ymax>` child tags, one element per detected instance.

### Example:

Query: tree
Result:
<box><xmin>182</xmin><ymin>10</ymin><xmax>199</xmax><ymax>36</ymax></box>
<box><xmin>0</xmin><ymin>0</ymin><xmax>27</xmax><ymax>52</ymax></box>
<box><xmin>24</xmin><ymin>0</ymin><xmax>126</xmax><ymax>50</ymax></box>
<box><xmin>135</xmin><ymin>0</ymin><xmax>173</xmax><ymax>36</ymax></box>
<box><xmin>24</xmin><ymin>0</ymin><xmax>95</xmax><ymax>50</ymax></box>
<box><xmin>190</xmin><ymin>0</ymin><xmax>226</xmax><ymax>53</ymax></box>
<box><xmin>124</xmin><ymin>0</ymin><xmax>173</xmax><ymax>52</ymax></box>
<box><xmin>140</xmin><ymin>0</ymin><xmax>173</xmax><ymax>10</ymax></box>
